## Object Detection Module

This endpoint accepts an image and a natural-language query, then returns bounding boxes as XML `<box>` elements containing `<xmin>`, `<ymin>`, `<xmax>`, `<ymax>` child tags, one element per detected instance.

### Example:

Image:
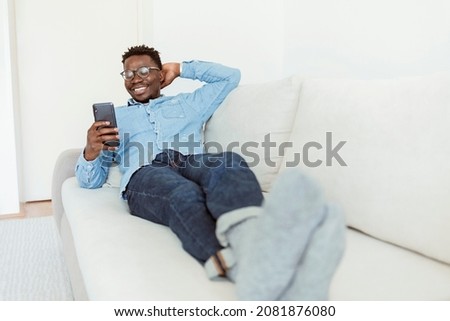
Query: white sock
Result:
<box><xmin>224</xmin><ymin>217</ymin><xmax>257</xmax><ymax>282</ymax></box>
<box><xmin>210</xmin><ymin>206</ymin><xmax>261</xmax><ymax>281</ymax></box>
<box><xmin>279</xmin><ymin>204</ymin><xmax>346</xmax><ymax>300</ymax></box>
<box><xmin>235</xmin><ymin>169</ymin><xmax>327</xmax><ymax>300</ymax></box>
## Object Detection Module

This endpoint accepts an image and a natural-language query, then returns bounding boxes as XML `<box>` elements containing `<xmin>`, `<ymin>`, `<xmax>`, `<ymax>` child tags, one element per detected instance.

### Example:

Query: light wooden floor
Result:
<box><xmin>0</xmin><ymin>200</ymin><xmax>53</xmax><ymax>220</ymax></box>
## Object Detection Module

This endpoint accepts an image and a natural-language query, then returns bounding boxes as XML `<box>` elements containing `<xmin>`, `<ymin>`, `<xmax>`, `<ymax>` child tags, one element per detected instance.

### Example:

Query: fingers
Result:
<box><xmin>160</xmin><ymin>63</ymin><xmax>180</xmax><ymax>89</ymax></box>
<box><xmin>84</xmin><ymin>122</ymin><xmax>119</xmax><ymax>160</ymax></box>
<box><xmin>92</xmin><ymin>121</ymin><xmax>113</xmax><ymax>130</ymax></box>
<box><xmin>160</xmin><ymin>77</ymin><xmax>168</xmax><ymax>89</ymax></box>
<box><xmin>160</xmin><ymin>72</ymin><xmax>173</xmax><ymax>89</ymax></box>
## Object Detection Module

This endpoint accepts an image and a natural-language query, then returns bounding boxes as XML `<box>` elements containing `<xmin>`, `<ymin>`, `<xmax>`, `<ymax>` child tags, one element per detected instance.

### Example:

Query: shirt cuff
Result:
<box><xmin>78</xmin><ymin>150</ymin><xmax>101</xmax><ymax>168</ymax></box>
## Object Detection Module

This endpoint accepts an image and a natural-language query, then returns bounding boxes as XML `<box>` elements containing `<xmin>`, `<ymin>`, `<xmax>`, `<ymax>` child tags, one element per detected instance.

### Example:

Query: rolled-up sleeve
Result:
<box><xmin>181</xmin><ymin>60</ymin><xmax>241</xmax><ymax>123</ymax></box>
<box><xmin>75</xmin><ymin>150</ymin><xmax>112</xmax><ymax>189</ymax></box>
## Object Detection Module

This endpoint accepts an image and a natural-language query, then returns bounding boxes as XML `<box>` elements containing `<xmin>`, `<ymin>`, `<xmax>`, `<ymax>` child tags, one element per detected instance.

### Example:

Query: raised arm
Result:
<box><xmin>75</xmin><ymin>121</ymin><xmax>118</xmax><ymax>189</ymax></box>
<box><xmin>174</xmin><ymin>60</ymin><xmax>241</xmax><ymax>122</ymax></box>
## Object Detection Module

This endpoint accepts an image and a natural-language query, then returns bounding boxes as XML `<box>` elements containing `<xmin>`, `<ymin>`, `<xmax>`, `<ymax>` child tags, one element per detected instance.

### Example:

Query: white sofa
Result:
<box><xmin>52</xmin><ymin>72</ymin><xmax>450</xmax><ymax>300</ymax></box>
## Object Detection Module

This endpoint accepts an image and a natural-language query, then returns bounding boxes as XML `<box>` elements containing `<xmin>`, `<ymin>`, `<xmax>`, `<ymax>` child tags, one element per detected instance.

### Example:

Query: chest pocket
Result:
<box><xmin>162</xmin><ymin>105</ymin><xmax>186</xmax><ymax>119</ymax></box>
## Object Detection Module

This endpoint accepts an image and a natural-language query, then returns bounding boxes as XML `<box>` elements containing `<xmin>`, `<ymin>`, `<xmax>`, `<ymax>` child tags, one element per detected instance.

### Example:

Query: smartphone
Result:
<box><xmin>92</xmin><ymin>102</ymin><xmax>120</xmax><ymax>147</ymax></box>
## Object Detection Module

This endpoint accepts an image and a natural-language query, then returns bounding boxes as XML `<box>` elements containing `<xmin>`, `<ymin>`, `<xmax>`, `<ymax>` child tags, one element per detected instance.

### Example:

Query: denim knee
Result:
<box><xmin>168</xmin><ymin>179</ymin><xmax>204</xmax><ymax>205</ymax></box>
<box><xmin>221</xmin><ymin>151</ymin><xmax>248</xmax><ymax>169</ymax></box>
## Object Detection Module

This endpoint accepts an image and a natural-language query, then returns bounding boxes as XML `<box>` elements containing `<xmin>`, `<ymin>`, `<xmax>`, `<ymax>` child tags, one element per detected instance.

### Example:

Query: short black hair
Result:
<box><xmin>121</xmin><ymin>45</ymin><xmax>162</xmax><ymax>69</ymax></box>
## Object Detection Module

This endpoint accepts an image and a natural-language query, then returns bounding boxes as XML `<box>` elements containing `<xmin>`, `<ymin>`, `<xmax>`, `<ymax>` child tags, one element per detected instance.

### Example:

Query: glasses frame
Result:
<box><xmin>120</xmin><ymin>66</ymin><xmax>160</xmax><ymax>81</ymax></box>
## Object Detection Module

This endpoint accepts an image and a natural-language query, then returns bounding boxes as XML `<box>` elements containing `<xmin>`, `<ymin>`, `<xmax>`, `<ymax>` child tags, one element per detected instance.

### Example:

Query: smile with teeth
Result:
<box><xmin>133</xmin><ymin>86</ymin><xmax>147</xmax><ymax>94</ymax></box>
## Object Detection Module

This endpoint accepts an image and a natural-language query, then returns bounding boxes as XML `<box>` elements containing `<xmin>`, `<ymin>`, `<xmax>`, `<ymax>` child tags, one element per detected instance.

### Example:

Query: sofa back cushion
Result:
<box><xmin>281</xmin><ymin>72</ymin><xmax>450</xmax><ymax>264</ymax></box>
<box><xmin>204</xmin><ymin>77</ymin><xmax>301</xmax><ymax>192</ymax></box>
<box><xmin>105</xmin><ymin>77</ymin><xmax>301</xmax><ymax>192</ymax></box>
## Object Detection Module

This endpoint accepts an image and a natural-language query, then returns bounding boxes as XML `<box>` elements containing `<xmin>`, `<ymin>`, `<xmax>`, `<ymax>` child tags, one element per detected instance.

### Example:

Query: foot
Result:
<box><xmin>235</xmin><ymin>169</ymin><xmax>327</xmax><ymax>300</ymax></box>
<box><xmin>279</xmin><ymin>204</ymin><xmax>346</xmax><ymax>300</ymax></box>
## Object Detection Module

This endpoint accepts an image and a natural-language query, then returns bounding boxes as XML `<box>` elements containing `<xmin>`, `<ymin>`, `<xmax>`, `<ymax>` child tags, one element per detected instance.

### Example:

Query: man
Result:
<box><xmin>76</xmin><ymin>45</ymin><xmax>345</xmax><ymax>300</ymax></box>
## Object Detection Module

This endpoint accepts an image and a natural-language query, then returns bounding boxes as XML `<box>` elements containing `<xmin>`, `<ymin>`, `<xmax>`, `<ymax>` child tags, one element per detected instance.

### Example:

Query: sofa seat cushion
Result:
<box><xmin>62</xmin><ymin>177</ymin><xmax>236</xmax><ymax>300</ymax></box>
<box><xmin>331</xmin><ymin>229</ymin><xmax>450</xmax><ymax>300</ymax></box>
<box><xmin>62</xmin><ymin>177</ymin><xmax>450</xmax><ymax>300</ymax></box>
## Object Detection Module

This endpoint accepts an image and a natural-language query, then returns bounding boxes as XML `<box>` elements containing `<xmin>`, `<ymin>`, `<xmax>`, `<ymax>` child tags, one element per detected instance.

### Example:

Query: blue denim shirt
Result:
<box><xmin>75</xmin><ymin>60</ymin><xmax>241</xmax><ymax>196</ymax></box>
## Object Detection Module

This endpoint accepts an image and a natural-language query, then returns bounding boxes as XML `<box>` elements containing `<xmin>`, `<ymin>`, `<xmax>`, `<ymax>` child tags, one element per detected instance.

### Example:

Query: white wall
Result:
<box><xmin>153</xmin><ymin>0</ymin><xmax>450</xmax><ymax>89</ymax></box>
<box><xmin>153</xmin><ymin>0</ymin><xmax>285</xmax><ymax>95</ymax></box>
<box><xmin>14</xmin><ymin>0</ymin><xmax>148</xmax><ymax>201</ymax></box>
<box><xmin>9</xmin><ymin>0</ymin><xmax>450</xmax><ymax>201</ymax></box>
<box><xmin>0</xmin><ymin>0</ymin><xmax>20</xmax><ymax>215</ymax></box>
<box><xmin>283</xmin><ymin>0</ymin><xmax>450</xmax><ymax>79</ymax></box>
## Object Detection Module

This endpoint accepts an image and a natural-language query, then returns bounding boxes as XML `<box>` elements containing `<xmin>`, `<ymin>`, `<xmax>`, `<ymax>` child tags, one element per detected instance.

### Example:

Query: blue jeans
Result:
<box><xmin>124</xmin><ymin>149</ymin><xmax>264</xmax><ymax>263</ymax></box>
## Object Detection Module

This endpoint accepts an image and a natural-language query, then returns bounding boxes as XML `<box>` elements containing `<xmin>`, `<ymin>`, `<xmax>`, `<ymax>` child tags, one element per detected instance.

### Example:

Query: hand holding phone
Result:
<box><xmin>92</xmin><ymin>102</ymin><xmax>120</xmax><ymax>147</ymax></box>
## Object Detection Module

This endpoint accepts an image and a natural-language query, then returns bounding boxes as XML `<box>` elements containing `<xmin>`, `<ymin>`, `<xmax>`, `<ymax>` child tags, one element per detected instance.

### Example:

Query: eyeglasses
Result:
<box><xmin>120</xmin><ymin>66</ymin><xmax>160</xmax><ymax>81</ymax></box>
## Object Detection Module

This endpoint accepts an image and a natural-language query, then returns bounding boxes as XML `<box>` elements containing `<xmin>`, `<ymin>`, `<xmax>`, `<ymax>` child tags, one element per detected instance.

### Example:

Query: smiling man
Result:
<box><xmin>75</xmin><ymin>45</ymin><xmax>345</xmax><ymax>301</ymax></box>
<box><xmin>122</xmin><ymin>51</ymin><xmax>164</xmax><ymax>102</ymax></box>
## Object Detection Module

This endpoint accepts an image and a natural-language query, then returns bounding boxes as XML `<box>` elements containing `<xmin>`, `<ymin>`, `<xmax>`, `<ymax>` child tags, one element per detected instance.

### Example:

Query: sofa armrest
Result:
<box><xmin>52</xmin><ymin>148</ymin><xmax>82</xmax><ymax>230</ymax></box>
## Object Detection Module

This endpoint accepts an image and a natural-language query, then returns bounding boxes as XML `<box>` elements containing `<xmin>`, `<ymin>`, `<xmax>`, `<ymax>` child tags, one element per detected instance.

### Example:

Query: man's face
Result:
<box><xmin>123</xmin><ymin>55</ymin><xmax>163</xmax><ymax>103</ymax></box>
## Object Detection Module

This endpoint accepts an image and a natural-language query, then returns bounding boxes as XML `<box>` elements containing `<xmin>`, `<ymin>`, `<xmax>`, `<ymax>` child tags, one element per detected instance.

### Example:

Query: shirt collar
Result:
<box><xmin>127</xmin><ymin>98</ymin><xmax>141</xmax><ymax>106</ymax></box>
<box><xmin>127</xmin><ymin>95</ymin><xmax>165</xmax><ymax>107</ymax></box>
